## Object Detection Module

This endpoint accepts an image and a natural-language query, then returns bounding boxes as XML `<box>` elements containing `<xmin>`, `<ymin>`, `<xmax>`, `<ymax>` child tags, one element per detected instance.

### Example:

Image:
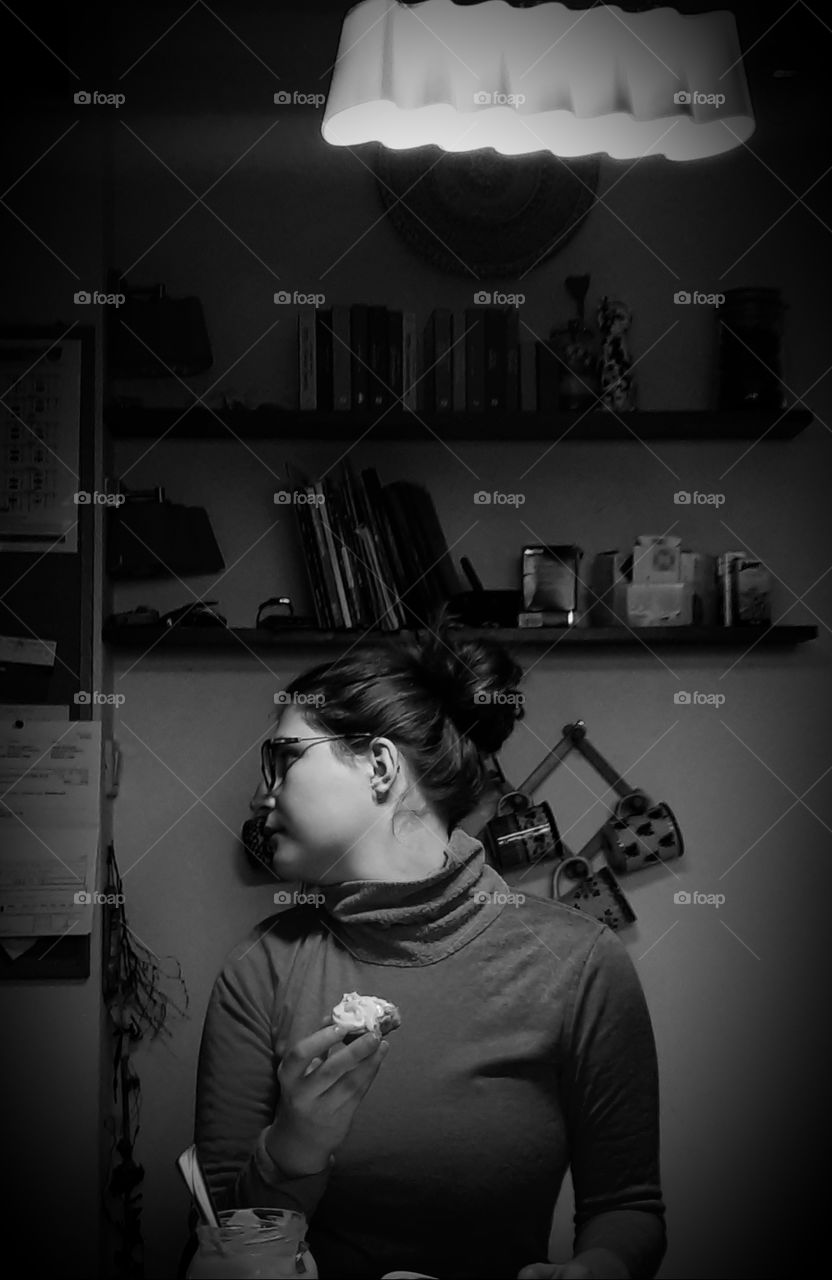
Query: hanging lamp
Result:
<box><xmin>321</xmin><ymin>0</ymin><xmax>755</xmax><ymax>162</ymax></box>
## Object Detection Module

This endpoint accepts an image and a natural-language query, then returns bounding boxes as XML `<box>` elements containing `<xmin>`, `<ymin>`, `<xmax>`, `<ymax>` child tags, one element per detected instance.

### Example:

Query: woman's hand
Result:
<box><xmin>267</xmin><ymin>1016</ymin><xmax>389</xmax><ymax>1173</ymax></box>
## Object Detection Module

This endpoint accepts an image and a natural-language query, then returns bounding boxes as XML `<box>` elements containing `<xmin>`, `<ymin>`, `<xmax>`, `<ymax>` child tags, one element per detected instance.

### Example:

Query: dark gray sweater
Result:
<box><xmin>195</xmin><ymin>826</ymin><xmax>667</xmax><ymax>1279</ymax></box>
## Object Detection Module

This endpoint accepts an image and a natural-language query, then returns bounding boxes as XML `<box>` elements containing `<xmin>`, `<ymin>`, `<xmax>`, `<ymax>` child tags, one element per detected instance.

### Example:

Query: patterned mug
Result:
<box><xmin>602</xmin><ymin>793</ymin><xmax>684</xmax><ymax>874</ymax></box>
<box><xmin>553</xmin><ymin>856</ymin><xmax>637</xmax><ymax>931</ymax></box>
<box><xmin>483</xmin><ymin>790</ymin><xmax>563</xmax><ymax>872</ymax></box>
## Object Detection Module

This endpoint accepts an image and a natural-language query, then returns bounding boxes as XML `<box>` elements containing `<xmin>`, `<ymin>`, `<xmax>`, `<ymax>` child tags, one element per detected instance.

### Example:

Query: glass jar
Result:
<box><xmin>717</xmin><ymin>287</ymin><xmax>788</xmax><ymax>410</ymax></box>
<box><xmin>186</xmin><ymin>1208</ymin><xmax>317</xmax><ymax>1280</ymax></box>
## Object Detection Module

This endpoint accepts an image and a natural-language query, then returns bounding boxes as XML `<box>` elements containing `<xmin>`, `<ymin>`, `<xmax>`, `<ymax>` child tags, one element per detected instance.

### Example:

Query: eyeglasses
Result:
<box><xmin>260</xmin><ymin>734</ymin><xmax>372</xmax><ymax>790</ymax></box>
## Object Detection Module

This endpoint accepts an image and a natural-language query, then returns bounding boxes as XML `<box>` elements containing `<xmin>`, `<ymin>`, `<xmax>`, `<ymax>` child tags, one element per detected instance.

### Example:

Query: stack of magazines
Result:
<box><xmin>284</xmin><ymin>460</ymin><xmax>461</xmax><ymax>631</ymax></box>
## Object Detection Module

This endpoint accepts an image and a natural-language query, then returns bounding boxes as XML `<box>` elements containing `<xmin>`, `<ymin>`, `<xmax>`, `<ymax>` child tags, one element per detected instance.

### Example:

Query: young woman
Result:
<box><xmin>192</xmin><ymin>611</ymin><xmax>667</xmax><ymax>1280</ymax></box>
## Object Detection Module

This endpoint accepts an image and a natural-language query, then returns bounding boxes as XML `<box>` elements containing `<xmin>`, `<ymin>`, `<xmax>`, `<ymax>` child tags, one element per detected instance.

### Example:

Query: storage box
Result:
<box><xmin>680</xmin><ymin>551</ymin><xmax>717</xmax><ymax>626</ymax></box>
<box><xmin>632</xmin><ymin>535</ymin><xmax>682</xmax><ymax>584</ymax></box>
<box><xmin>589</xmin><ymin>551</ymin><xmax>630</xmax><ymax>626</ymax></box>
<box><xmin>627</xmin><ymin>582</ymin><xmax>693</xmax><ymax>626</ymax></box>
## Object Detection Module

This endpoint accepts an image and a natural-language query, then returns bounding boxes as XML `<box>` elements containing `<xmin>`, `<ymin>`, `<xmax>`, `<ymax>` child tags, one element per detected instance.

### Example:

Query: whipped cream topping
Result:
<box><xmin>332</xmin><ymin>991</ymin><xmax>398</xmax><ymax>1033</ymax></box>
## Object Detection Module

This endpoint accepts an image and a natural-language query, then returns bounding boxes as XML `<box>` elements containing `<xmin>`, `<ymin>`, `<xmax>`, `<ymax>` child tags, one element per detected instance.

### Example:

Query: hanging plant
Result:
<box><xmin>101</xmin><ymin>841</ymin><xmax>190</xmax><ymax>1279</ymax></box>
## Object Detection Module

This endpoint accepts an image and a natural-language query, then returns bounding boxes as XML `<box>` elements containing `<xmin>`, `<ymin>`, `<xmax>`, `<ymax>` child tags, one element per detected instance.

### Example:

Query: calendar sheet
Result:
<box><xmin>0</xmin><ymin>336</ymin><xmax>82</xmax><ymax>554</ymax></box>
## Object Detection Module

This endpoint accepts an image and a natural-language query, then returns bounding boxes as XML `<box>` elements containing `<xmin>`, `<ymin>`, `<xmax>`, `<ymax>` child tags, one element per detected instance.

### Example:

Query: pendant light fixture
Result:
<box><xmin>321</xmin><ymin>0</ymin><xmax>755</xmax><ymax>162</ymax></box>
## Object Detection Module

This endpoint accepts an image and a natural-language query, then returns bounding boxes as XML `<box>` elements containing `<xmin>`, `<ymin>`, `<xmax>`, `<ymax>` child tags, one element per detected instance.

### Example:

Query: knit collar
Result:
<box><xmin>315</xmin><ymin>826</ymin><xmax>508</xmax><ymax>967</ymax></box>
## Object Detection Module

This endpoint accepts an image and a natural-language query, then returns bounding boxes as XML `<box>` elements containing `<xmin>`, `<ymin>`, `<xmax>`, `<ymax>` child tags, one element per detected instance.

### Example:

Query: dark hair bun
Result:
<box><xmin>406</xmin><ymin>605</ymin><xmax>525</xmax><ymax>754</ymax></box>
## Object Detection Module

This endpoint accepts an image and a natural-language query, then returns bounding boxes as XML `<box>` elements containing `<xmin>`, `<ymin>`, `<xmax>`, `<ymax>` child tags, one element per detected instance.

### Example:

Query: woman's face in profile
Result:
<box><xmin>250</xmin><ymin>705</ymin><xmax>377</xmax><ymax>885</ymax></box>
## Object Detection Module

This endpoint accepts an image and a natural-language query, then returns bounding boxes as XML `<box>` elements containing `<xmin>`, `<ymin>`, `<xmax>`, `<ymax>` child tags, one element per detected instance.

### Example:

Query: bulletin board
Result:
<box><xmin>0</xmin><ymin>324</ymin><xmax>96</xmax><ymax>978</ymax></box>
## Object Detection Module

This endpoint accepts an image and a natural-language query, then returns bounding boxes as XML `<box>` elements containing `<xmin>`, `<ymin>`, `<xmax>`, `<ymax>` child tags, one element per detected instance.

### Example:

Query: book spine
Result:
<box><xmin>485</xmin><ymin>309</ymin><xmax>507</xmax><ymax>411</ymax></box>
<box><xmin>505</xmin><ymin>309</ymin><xmax>519</xmax><ymax>411</ymax></box>
<box><xmin>434</xmin><ymin>309</ymin><xmax>452</xmax><ymax>412</ymax></box>
<box><xmin>306</xmin><ymin>483</ymin><xmax>337</xmax><ymax>628</ymax></box>
<box><xmin>536</xmin><ymin>340</ymin><xmax>560</xmax><ymax>411</ymax></box>
<box><xmin>315</xmin><ymin>308</ymin><xmax>333</xmax><ymax>412</ymax></box>
<box><xmin>465</xmin><ymin>308</ymin><xmax>485</xmax><ymax>411</ymax></box>
<box><xmin>402</xmin><ymin>312</ymin><xmax>417</xmax><ymax>411</ymax></box>
<box><xmin>326</xmin><ymin>479</ymin><xmax>357</xmax><ymax>628</ymax></box>
<box><xmin>368</xmin><ymin>305</ymin><xmax>389</xmax><ymax>411</ymax></box>
<box><xmin>353</xmin><ymin>467</ymin><xmax>405</xmax><ymax>630</ymax></box>
<box><xmin>298</xmin><ymin>310</ymin><xmax>317</xmax><ymax>410</ymax></box>
<box><xmin>452</xmin><ymin>310</ymin><xmax>467</xmax><ymax>413</ymax></box>
<box><xmin>423</xmin><ymin>312</ymin><xmax>436</xmax><ymax>412</ymax></box>
<box><xmin>388</xmin><ymin>310</ymin><xmax>403</xmax><ymax>409</ymax></box>
<box><xmin>520</xmin><ymin>339</ymin><xmax>537</xmax><ymax>410</ymax></box>
<box><xmin>284</xmin><ymin>462</ymin><xmax>329</xmax><ymax>627</ymax></box>
<box><xmin>337</xmin><ymin>462</ymin><xmax>374</xmax><ymax>628</ymax></box>
<box><xmin>315</xmin><ymin>480</ymin><xmax>348</xmax><ymax>627</ymax></box>
<box><xmin>331</xmin><ymin>305</ymin><xmax>352</xmax><ymax>411</ymax></box>
<box><xmin>362</xmin><ymin>467</ymin><xmax>409</xmax><ymax>627</ymax></box>
<box><xmin>350</xmin><ymin>304</ymin><xmax>369</xmax><ymax>410</ymax></box>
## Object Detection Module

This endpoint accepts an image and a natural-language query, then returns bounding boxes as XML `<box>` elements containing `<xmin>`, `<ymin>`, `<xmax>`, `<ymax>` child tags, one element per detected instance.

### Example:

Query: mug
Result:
<box><xmin>602</xmin><ymin>794</ymin><xmax>684</xmax><ymax>874</ymax></box>
<box><xmin>553</xmin><ymin>856</ymin><xmax>636</xmax><ymax>931</ymax></box>
<box><xmin>483</xmin><ymin>790</ymin><xmax>563</xmax><ymax>872</ymax></box>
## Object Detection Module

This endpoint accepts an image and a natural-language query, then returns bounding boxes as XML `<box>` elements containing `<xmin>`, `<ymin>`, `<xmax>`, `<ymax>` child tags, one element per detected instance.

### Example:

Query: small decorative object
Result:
<box><xmin>549</xmin><ymin>275</ymin><xmax>600</xmax><ymax>411</ymax></box>
<box><xmin>598</xmin><ymin>296</ymin><xmax>637</xmax><ymax>411</ymax></box>
<box><xmin>372</xmin><ymin>145</ymin><xmax>599</xmax><ymax>276</ymax></box>
<box><xmin>102</xmin><ymin>842</ymin><xmax>189</xmax><ymax>1277</ymax></box>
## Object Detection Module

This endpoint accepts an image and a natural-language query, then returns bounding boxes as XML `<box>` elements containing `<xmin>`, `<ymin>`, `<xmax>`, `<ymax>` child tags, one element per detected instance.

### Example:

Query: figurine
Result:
<box><xmin>597</xmin><ymin>296</ymin><xmax>637</xmax><ymax>411</ymax></box>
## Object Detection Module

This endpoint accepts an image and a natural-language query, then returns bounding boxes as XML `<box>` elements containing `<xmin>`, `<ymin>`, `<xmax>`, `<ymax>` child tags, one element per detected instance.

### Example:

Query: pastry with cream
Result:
<box><xmin>332</xmin><ymin>991</ymin><xmax>401</xmax><ymax>1042</ymax></box>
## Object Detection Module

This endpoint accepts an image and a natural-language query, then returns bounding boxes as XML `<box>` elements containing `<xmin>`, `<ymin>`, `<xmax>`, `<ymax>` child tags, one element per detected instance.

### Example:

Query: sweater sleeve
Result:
<box><xmin>560</xmin><ymin>925</ymin><xmax>668</xmax><ymax>1279</ymax></box>
<box><xmin>194</xmin><ymin>925</ymin><xmax>334</xmax><ymax>1221</ymax></box>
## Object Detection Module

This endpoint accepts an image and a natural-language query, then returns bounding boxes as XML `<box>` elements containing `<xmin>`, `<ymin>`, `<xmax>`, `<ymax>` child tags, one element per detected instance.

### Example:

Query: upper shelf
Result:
<box><xmin>105</xmin><ymin>406</ymin><xmax>813</xmax><ymax>442</ymax></box>
<box><xmin>102</xmin><ymin>624</ymin><xmax>818</xmax><ymax>649</ymax></box>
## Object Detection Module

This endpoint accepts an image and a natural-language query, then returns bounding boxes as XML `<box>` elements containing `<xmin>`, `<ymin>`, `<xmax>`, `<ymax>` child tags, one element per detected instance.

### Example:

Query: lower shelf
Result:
<box><xmin>102</xmin><ymin>624</ymin><xmax>817</xmax><ymax>649</ymax></box>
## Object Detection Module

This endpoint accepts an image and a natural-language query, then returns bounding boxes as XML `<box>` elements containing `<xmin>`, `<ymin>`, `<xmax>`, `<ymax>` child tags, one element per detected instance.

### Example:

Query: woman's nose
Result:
<box><xmin>250</xmin><ymin>782</ymin><xmax>276</xmax><ymax>811</ymax></box>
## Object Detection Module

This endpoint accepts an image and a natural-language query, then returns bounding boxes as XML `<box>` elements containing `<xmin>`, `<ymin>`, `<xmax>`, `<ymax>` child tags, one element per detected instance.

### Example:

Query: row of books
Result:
<box><xmin>284</xmin><ymin>460</ymin><xmax>462</xmax><ymax>631</ymax></box>
<box><xmin>298</xmin><ymin>305</ymin><xmax>549</xmax><ymax>414</ymax></box>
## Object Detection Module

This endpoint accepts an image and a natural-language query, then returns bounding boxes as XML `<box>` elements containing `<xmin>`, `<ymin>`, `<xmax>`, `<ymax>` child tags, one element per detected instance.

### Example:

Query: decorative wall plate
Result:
<box><xmin>372</xmin><ymin>143</ymin><xmax>600</xmax><ymax>277</ymax></box>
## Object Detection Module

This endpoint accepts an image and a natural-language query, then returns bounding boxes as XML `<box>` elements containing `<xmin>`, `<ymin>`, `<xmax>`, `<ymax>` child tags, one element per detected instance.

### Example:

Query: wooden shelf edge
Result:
<box><xmin>102</xmin><ymin>624</ymin><xmax>818</xmax><ymax>649</ymax></box>
<box><xmin>105</xmin><ymin>406</ymin><xmax>813</xmax><ymax>442</ymax></box>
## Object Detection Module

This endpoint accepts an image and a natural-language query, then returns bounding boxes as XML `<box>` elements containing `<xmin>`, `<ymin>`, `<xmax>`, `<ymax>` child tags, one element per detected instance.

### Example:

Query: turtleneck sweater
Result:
<box><xmin>194</xmin><ymin>827</ymin><xmax>666</xmax><ymax>1280</ymax></box>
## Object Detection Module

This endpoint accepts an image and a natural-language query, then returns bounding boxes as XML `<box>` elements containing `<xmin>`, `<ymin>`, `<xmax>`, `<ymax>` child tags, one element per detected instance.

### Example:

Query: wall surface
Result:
<box><xmin>6</xmin><ymin>2</ymin><xmax>832</xmax><ymax>1278</ymax></box>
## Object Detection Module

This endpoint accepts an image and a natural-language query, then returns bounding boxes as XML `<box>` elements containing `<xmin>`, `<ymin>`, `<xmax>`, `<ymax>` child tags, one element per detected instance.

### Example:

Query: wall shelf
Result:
<box><xmin>105</xmin><ymin>405</ymin><xmax>813</xmax><ymax>442</ymax></box>
<box><xmin>103</xmin><ymin>624</ymin><xmax>818</xmax><ymax>650</ymax></box>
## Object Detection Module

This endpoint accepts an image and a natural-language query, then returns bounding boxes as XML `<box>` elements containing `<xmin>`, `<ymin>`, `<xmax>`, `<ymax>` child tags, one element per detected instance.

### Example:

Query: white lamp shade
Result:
<box><xmin>322</xmin><ymin>0</ymin><xmax>756</xmax><ymax>161</ymax></box>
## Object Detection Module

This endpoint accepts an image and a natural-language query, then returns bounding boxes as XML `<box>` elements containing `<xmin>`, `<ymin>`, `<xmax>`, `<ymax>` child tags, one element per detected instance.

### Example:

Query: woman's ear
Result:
<box><xmin>369</xmin><ymin>738</ymin><xmax>400</xmax><ymax>797</ymax></box>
